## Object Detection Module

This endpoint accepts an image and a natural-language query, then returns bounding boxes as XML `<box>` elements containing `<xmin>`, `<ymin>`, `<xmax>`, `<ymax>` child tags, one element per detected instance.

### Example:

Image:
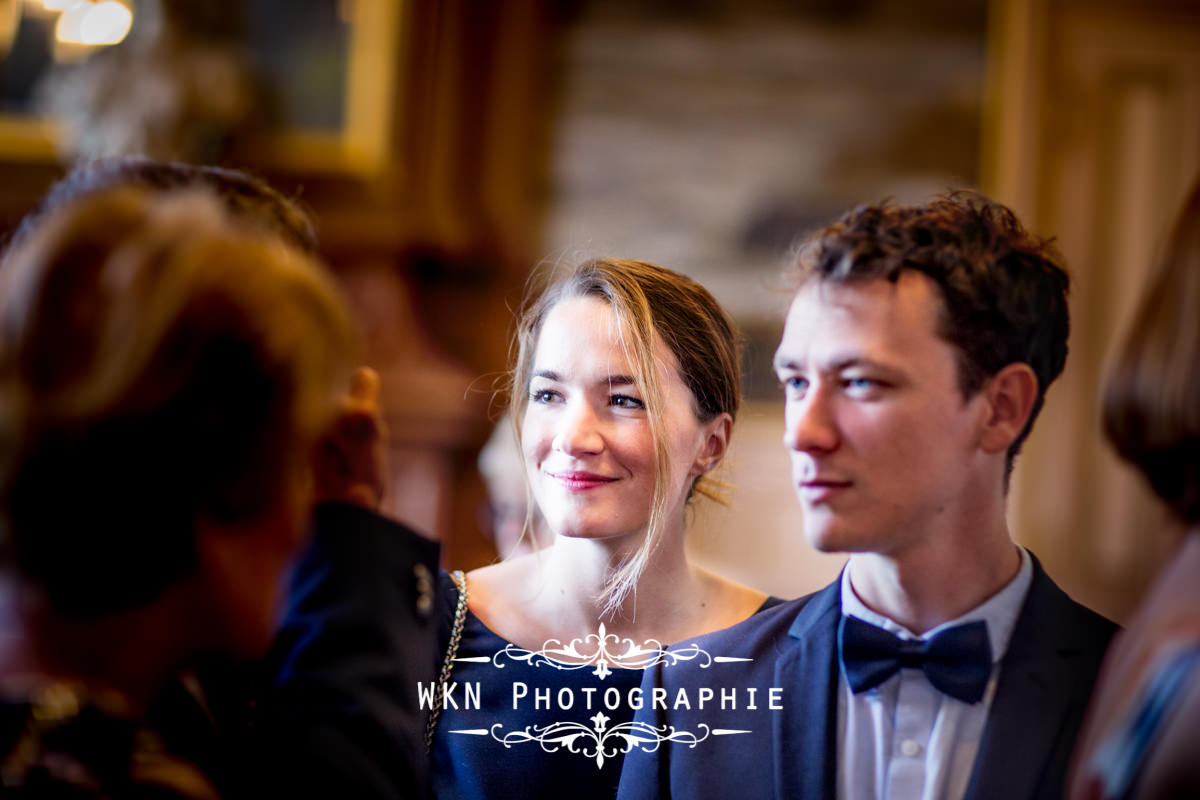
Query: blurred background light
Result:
<box><xmin>54</xmin><ymin>0</ymin><xmax>130</xmax><ymax>47</ymax></box>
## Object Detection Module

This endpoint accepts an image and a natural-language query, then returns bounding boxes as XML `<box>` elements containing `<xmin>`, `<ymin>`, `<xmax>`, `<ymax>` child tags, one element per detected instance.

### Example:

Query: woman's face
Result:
<box><xmin>522</xmin><ymin>295</ymin><xmax>721</xmax><ymax>544</ymax></box>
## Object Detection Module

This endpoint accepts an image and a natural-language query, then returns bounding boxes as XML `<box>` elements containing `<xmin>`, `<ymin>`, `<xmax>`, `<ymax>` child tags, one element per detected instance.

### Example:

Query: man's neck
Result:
<box><xmin>846</xmin><ymin>533</ymin><xmax>1023</xmax><ymax>635</ymax></box>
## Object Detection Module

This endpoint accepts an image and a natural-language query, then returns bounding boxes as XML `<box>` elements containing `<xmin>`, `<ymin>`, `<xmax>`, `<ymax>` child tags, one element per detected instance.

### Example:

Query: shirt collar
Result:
<box><xmin>840</xmin><ymin>546</ymin><xmax>1033</xmax><ymax>664</ymax></box>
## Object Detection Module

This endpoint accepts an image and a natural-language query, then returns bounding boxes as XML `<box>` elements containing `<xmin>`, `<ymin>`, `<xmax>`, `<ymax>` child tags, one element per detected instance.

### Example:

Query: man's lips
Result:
<box><xmin>797</xmin><ymin>478</ymin><xmax>852</xmax><ymax>500</ymax></box>
<box><xmin>549</xmin><ymin>471</ymin><xmax>618</xmax><ymax>491</ymax></box>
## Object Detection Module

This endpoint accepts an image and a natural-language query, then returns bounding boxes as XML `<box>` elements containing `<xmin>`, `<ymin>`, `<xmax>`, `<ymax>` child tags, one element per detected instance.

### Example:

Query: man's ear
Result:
<box><xmin>691</xmin><ymin>412</ymin><xmax>733</xmax><ymax>476</ymax></box>
<box><xmin>978</xmin><ymin>363</ymin><xmax>1039</xmax><ymax>454</ymax></box>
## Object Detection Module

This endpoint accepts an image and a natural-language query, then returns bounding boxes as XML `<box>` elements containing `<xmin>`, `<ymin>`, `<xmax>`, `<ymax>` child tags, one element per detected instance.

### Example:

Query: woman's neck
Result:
<box><xmin>469</xmin><ymin>517</ymin><xmax>766</xmax><ymax>652</ymax></box>
<box><xmin>534</xmin><ymin>524</ymin><xmax>703</xmax><ymax>638</ymax></box>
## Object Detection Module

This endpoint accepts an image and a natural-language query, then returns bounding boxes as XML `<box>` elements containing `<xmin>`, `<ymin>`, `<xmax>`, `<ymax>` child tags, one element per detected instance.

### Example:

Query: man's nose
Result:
<box><xmin>783</xmin><ymin>385</ymin><xmax>839</xmax><ymax>454</ymax></box>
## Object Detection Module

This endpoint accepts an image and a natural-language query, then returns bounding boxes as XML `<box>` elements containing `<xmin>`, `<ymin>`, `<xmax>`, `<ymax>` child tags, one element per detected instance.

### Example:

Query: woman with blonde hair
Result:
<box><xmin>429</xmin><ymin>258</ymin><xmax>780</xmax><ymax>798</ymax></box>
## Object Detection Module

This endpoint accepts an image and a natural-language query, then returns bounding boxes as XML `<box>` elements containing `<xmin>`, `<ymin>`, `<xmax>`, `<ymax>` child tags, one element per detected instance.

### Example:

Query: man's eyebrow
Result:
<box><xmin>828</xmin><ymin>356</ymin><xmax>877</xmax><ymax>371</ymax></box>
<box><xmin>772</xmin><ymin>354</ymin><xmax>899</xmax><ymax>373</ymax></box>
<box><xmin>825</xmin><ymin>356</ymin><xmax>908</xmax><ymax>376</ymax></box>
<box><xmin>773</xmin><ymin>355</ymin><xmax>800</xmax><ymax>373</ymax></box>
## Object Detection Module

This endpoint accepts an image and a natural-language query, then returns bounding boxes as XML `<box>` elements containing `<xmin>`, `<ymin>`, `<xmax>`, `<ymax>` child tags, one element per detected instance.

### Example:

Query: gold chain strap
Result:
<box><xmin>424</xmin><ymin>569</ymin><xmax>467</xmax><ymax>751</ymax></box>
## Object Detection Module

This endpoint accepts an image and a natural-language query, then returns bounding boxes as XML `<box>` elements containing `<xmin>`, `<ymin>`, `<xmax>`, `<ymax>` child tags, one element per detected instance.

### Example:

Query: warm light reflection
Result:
<box><xmin>52</xmin><ymin>1</ymin><xmax>85</xmax><ymax>42</ymax></box>
<box><xmin>1</xmin><ymin>0</ymin><xmax>20</xmax><ymax>57</ymax></box>
<box><xmin>55</xmin><ymin>0</ymin><xmax>130</xmax><ymax>46</ymax></box>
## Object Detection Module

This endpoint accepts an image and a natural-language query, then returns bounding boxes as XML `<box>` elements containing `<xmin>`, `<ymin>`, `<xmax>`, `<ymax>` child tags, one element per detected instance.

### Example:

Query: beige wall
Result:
<box><xmin>988</xmin><ymin>0</ymin><xmax>1200</xmax><ymax>621</ymax></box>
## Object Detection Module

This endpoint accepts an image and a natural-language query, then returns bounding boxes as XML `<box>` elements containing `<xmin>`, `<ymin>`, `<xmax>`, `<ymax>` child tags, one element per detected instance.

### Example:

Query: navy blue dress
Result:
<box><xmin>430</xmin><ymin>571</ymin><xmax>782</xmax><ymax>799</ymax></box>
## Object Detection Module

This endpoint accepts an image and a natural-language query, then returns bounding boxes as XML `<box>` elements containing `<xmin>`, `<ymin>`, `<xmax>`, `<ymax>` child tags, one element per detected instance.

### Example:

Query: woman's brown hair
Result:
<box><xmin>1102</xmin><ymin>180</ymin><xmax>1200</xmax><ymax>524</ymax></box>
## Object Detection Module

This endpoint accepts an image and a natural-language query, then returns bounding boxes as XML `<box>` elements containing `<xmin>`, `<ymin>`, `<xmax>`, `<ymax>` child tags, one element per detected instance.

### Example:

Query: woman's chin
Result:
<box><xmin>552</xmin><ymin>527</ymin><xmax>640</xmax><ymax>544</ymax></box>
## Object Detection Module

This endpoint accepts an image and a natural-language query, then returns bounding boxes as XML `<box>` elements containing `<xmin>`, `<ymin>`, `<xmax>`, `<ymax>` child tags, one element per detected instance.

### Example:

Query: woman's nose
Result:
<box><xmin>554</xmin><ymin>400</ymin><xmax>604</xmax><ymax>456</ymax></box>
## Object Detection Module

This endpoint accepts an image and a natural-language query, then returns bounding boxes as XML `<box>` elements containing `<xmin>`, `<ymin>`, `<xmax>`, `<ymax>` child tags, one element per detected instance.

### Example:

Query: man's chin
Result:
<box><xmin>803</xmin><ymin>528</ymin><xmax>849</xmax><ymax>554</ymax></box>
<box><xmin>800</xmin><ymin>510</ymin><xmax>850</xmax><ymax>553</ymax></box>
<box><xmin>802</xmin><ymin>521</ymin><xmax>880</xmax><ymax>556</ymax></box>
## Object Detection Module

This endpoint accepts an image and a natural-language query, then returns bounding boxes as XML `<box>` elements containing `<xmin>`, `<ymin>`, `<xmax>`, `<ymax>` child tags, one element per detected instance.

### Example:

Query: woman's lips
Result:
<box><xmin>550</xmin><ymin>471</ymin><xmax>618</xmax><ymax>491</ymax></box>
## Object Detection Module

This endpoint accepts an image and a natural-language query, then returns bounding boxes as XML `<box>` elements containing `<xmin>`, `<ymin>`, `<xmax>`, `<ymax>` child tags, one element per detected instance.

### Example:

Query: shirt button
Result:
<box><xmin>900</xmin><ymin>739</ymin><xmax>922</xmax><ymax>757</ymax></box>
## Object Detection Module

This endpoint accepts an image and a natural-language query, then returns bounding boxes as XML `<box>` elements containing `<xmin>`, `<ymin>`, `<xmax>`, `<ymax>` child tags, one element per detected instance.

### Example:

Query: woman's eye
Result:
<box><xmin>611</xmin><ymin>394</ymin><xmax>645</xmax><ymax>410</ymax></box>
<box><xmin>530</xmin><ymin>389</ymin><xmax>560</xmax><ymax>404</ymax></box>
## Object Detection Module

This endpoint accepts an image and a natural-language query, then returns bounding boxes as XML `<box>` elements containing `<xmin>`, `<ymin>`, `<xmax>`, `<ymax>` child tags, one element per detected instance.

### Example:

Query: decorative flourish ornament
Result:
<box><xmin>444</xmin><ymin>624</ymin><xmax>760</xmax><ymax>767</ymax></box>
<box><xmin>450</xmin><ymin>715</ymin><xmax>751</xmax><ymax>769</ymax></box>
<box><xmin>457</xmin><ymin>622</ymin><xmax>717</xmax><ymax>679</ymax></box>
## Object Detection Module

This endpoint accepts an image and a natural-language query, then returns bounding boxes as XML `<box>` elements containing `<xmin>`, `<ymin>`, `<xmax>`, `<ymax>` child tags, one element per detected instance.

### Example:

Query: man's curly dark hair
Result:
<box><xmin>790</xmin><ymin>190</ymin><xmax>1070</xmax><ymax>475</ymax></box>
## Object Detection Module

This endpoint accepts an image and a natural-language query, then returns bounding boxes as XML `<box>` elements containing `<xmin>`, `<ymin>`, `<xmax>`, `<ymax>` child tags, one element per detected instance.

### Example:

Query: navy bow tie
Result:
<box><xmin>838</xmin><ymin>615</ymin><xmax>993</xmax><ymax>704</ymax></box>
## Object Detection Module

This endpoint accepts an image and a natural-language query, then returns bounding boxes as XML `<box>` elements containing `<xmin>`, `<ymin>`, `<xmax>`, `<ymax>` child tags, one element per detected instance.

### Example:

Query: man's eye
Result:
<box><xmin>611</xmin><ymin>394</ymin><xmax>645</xmax><ymax>409</ymax></box>
<box><xmin>780</xmin><ymin>376</ymin><xmax>808</xmax><ymax>394</ymax></box>
<box><xmin>844</xmin><ymin>377</ymin><xmax>881</xmax><ymax>395</ymax></box>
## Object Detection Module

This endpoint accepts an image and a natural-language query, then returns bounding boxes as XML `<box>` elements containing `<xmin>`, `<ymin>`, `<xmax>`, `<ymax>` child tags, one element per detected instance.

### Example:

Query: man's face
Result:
<box><xmin>773</xmin><ymin>272</ymin><xmax>991</xmax><ymax>558</ymax></box>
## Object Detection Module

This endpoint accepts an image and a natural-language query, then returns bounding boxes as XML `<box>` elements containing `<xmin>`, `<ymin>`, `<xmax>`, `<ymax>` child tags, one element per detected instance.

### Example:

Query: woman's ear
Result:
<box><xmin>978</xmin><ymin>363</ymin><xmax>1038</xmax><ymax>454</ymax></box>
<box><xmin>691</xmin><ymin>412</ymin><xmax>733</xmax><ymax>476</ymax></box>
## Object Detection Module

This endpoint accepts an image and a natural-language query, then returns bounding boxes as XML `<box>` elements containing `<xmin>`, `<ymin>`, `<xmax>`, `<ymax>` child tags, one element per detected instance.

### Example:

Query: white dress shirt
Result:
<box><xmin>837</xmin><ymin>547</ymin><xmax>1033</xmax><ymax>800</ymax></box>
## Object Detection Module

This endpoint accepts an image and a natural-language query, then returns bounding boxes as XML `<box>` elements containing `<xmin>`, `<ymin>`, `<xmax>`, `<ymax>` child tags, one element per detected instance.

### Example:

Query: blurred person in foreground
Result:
<box><xmin>1068</xmin><ymin>179</ymin><xmax>1200</xmax><ymax>799</ymax></box>
<box><xmin>0</xmin><ymin>185</ymin><xmax>356</xmax><ymax>796</ymax></box>
<box><xmin>6</xmin><ymin>157</ymin><xmax>318</xmax><ymax>256</ymax></box>
<box><xmin>3</xmin><ymin>156</ymin><xmax>442</xmax><ymax>800</ymax></box>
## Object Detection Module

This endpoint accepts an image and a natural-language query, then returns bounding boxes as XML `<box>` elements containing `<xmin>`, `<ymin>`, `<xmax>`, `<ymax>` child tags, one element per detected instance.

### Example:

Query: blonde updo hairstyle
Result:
<box><xmin>511</xmin><ymin>258</ymin><xmax>741</xmax><ymax>615</ymax></box>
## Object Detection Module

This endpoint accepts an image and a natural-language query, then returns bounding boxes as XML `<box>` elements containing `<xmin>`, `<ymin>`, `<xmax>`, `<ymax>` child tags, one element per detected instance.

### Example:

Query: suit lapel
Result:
<box><xmin>774</xmin><ymin>580</ymin><xmax>842</xmax><ymax>799</ymax></box>
<box><xmin>963</xmin><ymin>558</ymin><xmax>1083</xmax><ymax>800</ymax></box>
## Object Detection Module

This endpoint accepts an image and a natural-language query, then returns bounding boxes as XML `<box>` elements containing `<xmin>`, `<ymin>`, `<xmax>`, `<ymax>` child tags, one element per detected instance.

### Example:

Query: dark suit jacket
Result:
<box><xmin>253</xmin><ymin>502</ymin><xmax>441</xmax><ymax>800</ymax></box>
<box><xmin>617</xmin><ymin>556</ymin><xmax>1116</xmax><ymax>800</ymax></box>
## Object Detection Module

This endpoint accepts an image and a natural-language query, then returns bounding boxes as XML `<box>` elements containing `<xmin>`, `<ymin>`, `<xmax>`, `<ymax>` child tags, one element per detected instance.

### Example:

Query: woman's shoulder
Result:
<box><xmin>463</xmin><ymin>554</ymin><xmax>544</xmax><ymax>616</ymax></box>
<box><xmin>695</xmin><ymin>568</ymin><xmax>772</xmax><ymax>631</ymax></box>
<box><xmin>437</xmin><ymin>558</ymin><xmax>534</xmax><ymax>616</ymax></box>
<box><xmin>465</xmin><ymin>552</ymin><xmax>538</xmax><ymax>589</ymax></box>
<box><xmin>442</xmin><ymin>555</ymin><xmax>551</xmax><ymax>651</ymax></box>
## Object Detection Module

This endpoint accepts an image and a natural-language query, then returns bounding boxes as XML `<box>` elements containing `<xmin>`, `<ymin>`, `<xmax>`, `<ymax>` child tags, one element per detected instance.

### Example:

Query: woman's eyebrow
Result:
<box><xmin>530</xmin><ymin>371</ymin><xmax>637</xmax><ymax>386</ymax></box>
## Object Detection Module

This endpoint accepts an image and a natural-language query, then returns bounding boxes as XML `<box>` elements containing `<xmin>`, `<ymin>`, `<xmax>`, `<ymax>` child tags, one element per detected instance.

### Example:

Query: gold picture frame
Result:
<box><xmin>0</xmin><ymin>0</ymin><xmax>403</xmax><ymax>176</ymax></box>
